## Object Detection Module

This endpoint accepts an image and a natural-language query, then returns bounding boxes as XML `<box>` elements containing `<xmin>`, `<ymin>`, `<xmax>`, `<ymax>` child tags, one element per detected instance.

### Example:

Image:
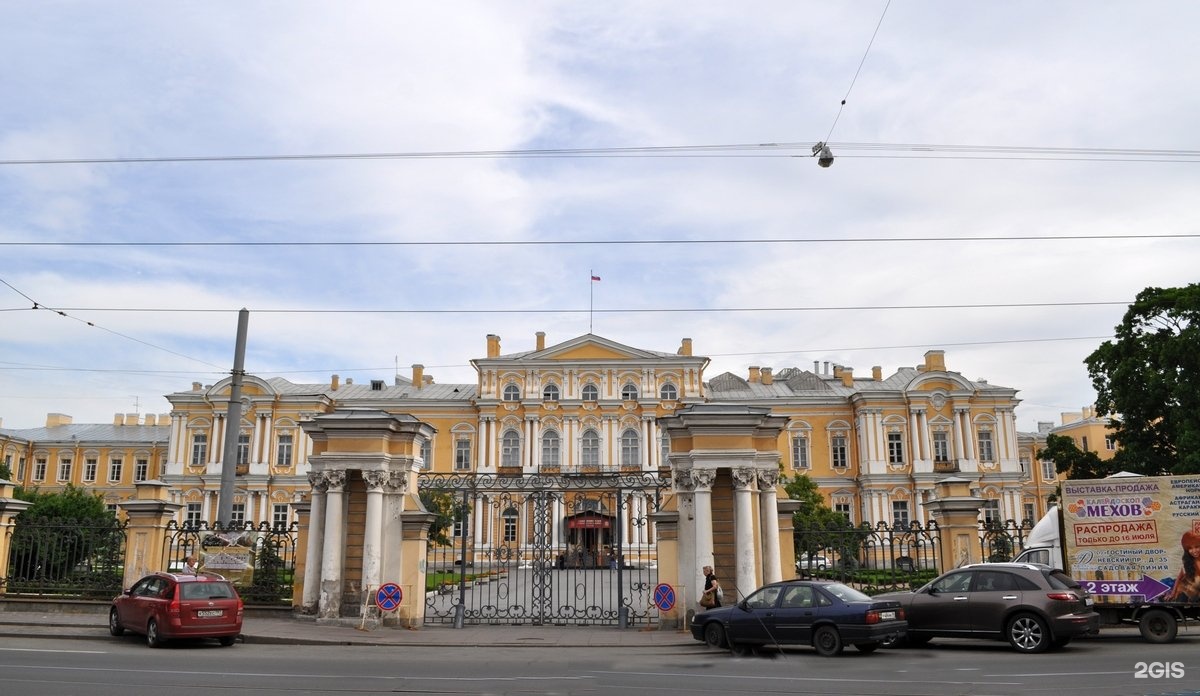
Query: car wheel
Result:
<box><xmin>1007</xmin><ymin>613</ymin><xmax>1049</xmax><ymax>654</ymax></box>
<box><xmin>146</xmin><ymin>619</ymin><xmax>164</xmax><ymax>649</ymax></box>
<box><xmin>704</xmin><ymin>622</ymin><xmax>728</xmax><ymax>650</ymax></box>
<box><xmin>1139</xmin><ymin>609</ymin><xmax>1178</xmax><ymax>643</ymax></box>
<box><xmin>813</xmin><ymin>625</ymin><xmax>843</xmax><ymax>656</ymax></box>
<box><xmin>108</xmin><ymin>608</ymin><xmax>125</xmax><ymax>637</ymax></box>
<box><xmin>218</xmin><ymin>636</ymin><xmax>237</xmax><ymax>647</ymax></box>
<box><xmin>854</xmin><ymin>642</ymin><xmax>880</xmax><ymax>654</ymax></box>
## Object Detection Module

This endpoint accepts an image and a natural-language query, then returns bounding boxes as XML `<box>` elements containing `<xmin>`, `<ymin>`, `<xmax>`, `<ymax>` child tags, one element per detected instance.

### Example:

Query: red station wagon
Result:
<box><xmin>110</xmin><ymin>572</ymin><xmax>243</xmax><ymax>648</ymax></box>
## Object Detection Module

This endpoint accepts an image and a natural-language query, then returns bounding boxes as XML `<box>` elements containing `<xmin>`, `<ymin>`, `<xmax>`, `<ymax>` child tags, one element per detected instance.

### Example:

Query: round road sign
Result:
<box><xmin>653</xmin><ymin>582</ymin><xmax>676</xmax><ymax>612</ymax></box>
<box><xmin>375</xmin><ymin>582</ymin><xmax>403</xmax><ymax>611</ymax></box>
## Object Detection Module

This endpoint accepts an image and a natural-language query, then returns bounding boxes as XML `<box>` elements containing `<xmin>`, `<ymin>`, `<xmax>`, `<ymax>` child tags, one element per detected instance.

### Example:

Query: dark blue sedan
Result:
<box><xmin>690</xmin><ymin>580</ymin><xmax>906</xmax><ymax>656</ymax></box>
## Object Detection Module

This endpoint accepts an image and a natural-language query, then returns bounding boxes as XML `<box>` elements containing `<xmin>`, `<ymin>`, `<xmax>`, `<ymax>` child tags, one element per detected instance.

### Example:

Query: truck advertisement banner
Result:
<box><xmin>1062</xmin><ymin>475</ymin><xmax>1200</xmax><ymax>603</ymax></box>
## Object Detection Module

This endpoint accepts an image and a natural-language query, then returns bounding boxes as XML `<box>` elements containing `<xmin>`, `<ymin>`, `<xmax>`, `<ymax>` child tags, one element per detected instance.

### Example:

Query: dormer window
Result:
<box><xmin>503</xmin><ymin>384</ymin><xmax>521</xmax><ymax>402</ymax></box>
<box><xmin>582</xmin><ymin>383</ymin><xmax>599</xmax><ymax>402</ymax></box>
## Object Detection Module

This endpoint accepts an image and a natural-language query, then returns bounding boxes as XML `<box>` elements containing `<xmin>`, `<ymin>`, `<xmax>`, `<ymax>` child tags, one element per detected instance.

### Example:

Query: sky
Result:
<box><xmin>1</xmin><ymin>1</ymin><xmax>1198</xmax><ymax>433</ymax></box>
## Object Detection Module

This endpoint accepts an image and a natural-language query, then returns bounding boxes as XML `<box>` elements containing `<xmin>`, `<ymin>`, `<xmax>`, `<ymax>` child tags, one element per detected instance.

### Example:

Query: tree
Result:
<box><xmin>783</xmin><ymin>474</ymin><xmax>865</xmax><ymax>567</ymax></box>
<box><xmin>419</xmin><ymin>489</ymin><xmax>462</xmax><ymax>547</ymax></box>
<box><xmin>1040</xmin><ymin>433</ymin><xmax>1113</xmax><ymax>480</ymax></box>
<box><xmin>10</xmin><ymin>485</ymin><xmax>120</xmax><ymax>585</ymax></box>
<box><xmin>1086</xmin><ymin>283</ymin><xmax>1200</xmax><ymax>475</ymax></box>
<box><xmin>0</xmin><ymin>461</ymin><xmax>11</xmax><ymax>480</ymax></box>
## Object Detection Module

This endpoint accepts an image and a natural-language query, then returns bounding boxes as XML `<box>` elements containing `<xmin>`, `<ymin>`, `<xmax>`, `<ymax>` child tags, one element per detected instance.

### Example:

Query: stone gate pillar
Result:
<box><xmin>119</xmin><ymin>480</ymin><xmax>183</xmax><ymax>588</ymax></box>
<box><xmin>0</xmin><ymin>480</ymin><xmax>32</xmax><ymax>594</ymax></box>
<box><xmin>925</xmin><ymin>477</ymin><xmax>985</xmax><ymax>570</ymax></box>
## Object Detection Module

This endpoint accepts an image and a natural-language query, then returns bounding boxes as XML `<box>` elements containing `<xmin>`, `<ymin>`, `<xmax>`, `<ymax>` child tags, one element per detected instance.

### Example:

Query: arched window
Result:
<box><xmin>542</xmin><ymin>383</ymin><xmax>559</xmax><ymax>402</ymax></box>
<box><xmin>541</xmin><ymin>430</ymin><xmax>561</xmax><ymax>469</ymax></box>
<box><xmin>660</xmin><ymin>383</ymin><xmax>678</xmax><ymax>401</ymax></box>
<box><xmin>501</xmin><ymin>429</ymin><xmax>521</xmax><ymax>467</ymax></box>
<box><xmin>581</xmin><ymin>428</ymin><xmax>601</xmax><ymax>468</ymax></box>
<box><xmin>582</xmin><ymin>383</ymin><xmax>599</xmax><ymax>402</ymax></box>
<box><xmin>503</xmin><ymin>384</ymin><xmax>521</xmax><ymax>402</ymax></box>
<box><xmin>502</xmin><ymin>507</ymin><xmax>518</xmax><ymax>542</ymax></box>
<box><xmin>621</xmin><ymin>383</ymin><xmax>638</xmax><ymax>401</ymax></box>
<box><xmin>620</xmin><ymin>429</ymin><xmax>640</xmax><ymax>468</ymax></box>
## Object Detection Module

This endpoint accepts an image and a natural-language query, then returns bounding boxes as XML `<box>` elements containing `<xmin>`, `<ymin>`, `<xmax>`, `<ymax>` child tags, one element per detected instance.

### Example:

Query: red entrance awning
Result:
<box><xmin>567</xmin><ymin>516</ymin><xmax>611</xmax><ymax>529</ymax></box>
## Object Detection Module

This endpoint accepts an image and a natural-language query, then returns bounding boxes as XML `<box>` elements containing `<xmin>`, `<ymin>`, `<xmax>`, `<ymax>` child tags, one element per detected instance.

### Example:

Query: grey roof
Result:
<box><xmin>0</xmin><ymin>423</ymin><xmax>168</xmax><ymax>443</ymax></box>
<box><xmin>260</xmin><ymin>376</ymin><xmax>477</xmax><ymax>402</ymax></box>
<box><xmin>706</xmin><ymin>365</ymin><xmax>1015</xmax><ymax>401</ymax></box>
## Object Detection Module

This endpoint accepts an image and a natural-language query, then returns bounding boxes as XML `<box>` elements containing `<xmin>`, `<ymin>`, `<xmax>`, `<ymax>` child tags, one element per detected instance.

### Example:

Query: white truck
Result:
<box><xmin>1013</xmin><ymin>473</ymin><xmax>1200</xmax><ymax>642</ymax></box>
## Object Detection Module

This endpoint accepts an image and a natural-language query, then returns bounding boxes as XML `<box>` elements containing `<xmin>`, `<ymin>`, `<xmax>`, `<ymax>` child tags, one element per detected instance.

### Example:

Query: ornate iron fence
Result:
<box><xmin>163</xmin><ymin>520</ymin><xmax>298</xmax><ymax>605</ymax></box>
<box><xmin>978</xmin><ymin>518</ymin><xmax>1035</xmax><ymax>562</ymax></box>
<box><xmin>2</xmin><ymin>516</ymin><xmax>127</xmax><ymax>599</ymax></box>
<box><xmin>420</xmin><ymin>472</ymin><xmax>669</xmax><ymax>626</ymax></box>
<box><xmin>794</xmin><ymin>520</ymin><xmax>941</xmax><ymax>594</ymax></box>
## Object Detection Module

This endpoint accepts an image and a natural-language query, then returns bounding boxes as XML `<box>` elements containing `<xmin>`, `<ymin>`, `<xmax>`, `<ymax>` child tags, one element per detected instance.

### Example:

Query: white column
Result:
<box><xmin>962</xmin><ymin>410</ymin><xmax>976</xmax><ymax>461</ymax></box>
<box><xmin>733</xmin><ymin>467</ymin><xmax>757</xmax><ymax>599</ymax></box>
<box><xmin>209</xmin><ymin>416</ymin><xmax>223</xmax><ymax>466</ymax></box>
<box><xmin>921</xmin><ymin>411</ymin><xmax>933</xmax><ymax>464</ymax></box>
<box><xmin>473</xmin><ymin>495</ymin><xmax>485</xmax><ymax>548</ymax></box>
<box><xmin>301</xmin><ymin>472</ymin><xmax>327</xmax><ymax>611</ymax></box>
<box><xmin>361</xmin><ymin>471</ymin><xmax>386</xmax><ymax>602</ymax></box>
<box><xmin>692</xmin><ymin>469</ymin><xmax>716</xmax><ymax>586</ymax></box>
<box><xmin>909</xmin><ymin>410</ymin><xmax>922</xmax><ymax>462</ymax></box>
<box><xmin>318</xmin><ymin>470</ymin><xmax>347</xmax><ymax>619</ymax></box>
<box><xmin>952</xmin><ymin>410</ymin><xmax>965</xmax><ymax>460</ymax></box>
<box><xmin>758</xmin><ymin>469</ymin><xmax>782</xmax><ymax>584</ymax></box>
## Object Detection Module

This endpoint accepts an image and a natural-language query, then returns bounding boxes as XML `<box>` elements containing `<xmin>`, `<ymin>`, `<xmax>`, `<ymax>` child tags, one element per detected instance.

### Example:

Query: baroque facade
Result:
<box><xmin>1</xmin><ymin>332</ymin><xmax>1062</xmax><ymax>539</ymax></box>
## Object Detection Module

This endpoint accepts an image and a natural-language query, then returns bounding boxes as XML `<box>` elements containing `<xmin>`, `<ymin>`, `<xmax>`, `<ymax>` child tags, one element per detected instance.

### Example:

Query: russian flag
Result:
<box><xmin>591</xmin><ymin>275</ymin><xmax>601</xmax><ymax>281</ymax></box>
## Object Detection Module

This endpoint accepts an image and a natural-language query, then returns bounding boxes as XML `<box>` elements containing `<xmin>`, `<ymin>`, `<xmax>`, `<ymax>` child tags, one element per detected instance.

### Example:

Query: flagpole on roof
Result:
<box><xmin>589</xmin><ymin>270</ymin><xmax>594</xmax><ymax>333</ymax></box>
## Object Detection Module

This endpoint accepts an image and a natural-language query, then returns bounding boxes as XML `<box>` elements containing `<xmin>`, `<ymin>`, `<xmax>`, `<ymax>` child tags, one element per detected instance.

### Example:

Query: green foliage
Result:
<box><xmin>1041</xmin><ymin>434</ymin><xmax>1113</xmax><ymax>480</ymax></box>
<box><xmin>15</xmin><ymin>484</ymin><xmax>112</xmax><ymax>521</ymax></box>
<box><xmin>1086</xmin><ymin>283</ymin><xmax>1200</xmax><ymax>475</ymax></box>
<box><xmin>420</xmin><ymin>489</ymin><xmax>462</xmax><ymax>547</ymax></box>
<box><xmin>783</xmin><ymin>473</ymin><xmax>868</xmax><ymax>565</ymax></box>
<box><xmin>9</xmin><ymin>485</ymin><xmax>121</xmax><ymax>587</ymax></box>
<box><xmin>0</xmin><ymin>461</ymin><xmax>11</xmax><ymax>480</ymax></box>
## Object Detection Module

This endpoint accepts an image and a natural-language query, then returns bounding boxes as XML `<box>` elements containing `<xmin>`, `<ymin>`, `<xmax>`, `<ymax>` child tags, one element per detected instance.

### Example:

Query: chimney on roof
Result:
<box><xmin>46</xmin><ymin>413</ymin><xmax>73</xmax><ymax>427</ymax></box>
<box><xmin>331</xmin><ymin>374</ymin><xmax>340</xmax><ymax>391</ymax></box>
<box><xmin>536</xmin><ymin>331</ymin><xmax>545</xmax><ymax>351</ymax></box>
<box><xmin>143</xmin><ymin>414</ymin><xmax>156</xmax><ymax>426</ymax></box>
<box><xmin>872</xmin><ymin>366</ymin><xmax>882</xmax><ymax>380</ymax></box>
<box><xmin>126</xmin><ymin>413</ymin><xmax>139</xmax><ymax>425</ymax></box>
<box><xmin>192</xmin><ymin>382</ymin><xmax>202</xmax><ymax>391</ymax></box>
<box><xmin>924</xmin><ymin>350</ymin><xmax>946</xmax><ymax>372</ymax></box>
<box><xmin>346</xmin><ymin>378</ymin><xmax>353</xmax><ymax>385</ymax></box>
<box><xmin>840</xmin><ymin>368</ymin><xmax>854</xmax><ymax>387</ymax></box>
<box><xmin>114</xmin><ymin>414</ymin><xmax>125</xmax><ymax>426</ymax></box>
<box><xmin>813</xmin><ymin>360</ymin><xmax>819</xmax><ymax>373</ymax></box>
<box><xmin>424</xmin><ymin>375</ymin><xmax>433</xmax><ymax>385</ymax></box>
<box><xmin>370</xmin><ymin>380</ymin><xmax>385</xmax><ymax>391</ymax></box>
<box><xmin>412</xmin><ymin>364</ymin><xmax>424</xmax><ymax>390</ymax></box>
<box><xmin>761</xmin><ymin>367</ymin><xmax>774</xmax><ymax>385</ymax></box>
<box><xmin>823</xmin><ymin>361</ymin><xmax>830</xmax><ymax>374</ymax></box>
<box><xmin>748</xmin><ymin>366</ymin><xmax>761</xmax><ymax>383</ymax></box>
<box><xmin>679</xmin><ymin>338</ymin><xmax>693</xmax><ymax>356</ymax></box>
<box><xmin>487</xmin><ymin>334</ymin><xmax>501</xmax><ymax>358</ymax></box>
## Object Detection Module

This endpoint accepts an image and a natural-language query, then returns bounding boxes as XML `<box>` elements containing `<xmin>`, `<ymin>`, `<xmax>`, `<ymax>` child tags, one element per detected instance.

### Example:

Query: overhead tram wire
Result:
<box><xmin>2</xmin><ymin>232</ymin><xmax>1195</xmax><ymax>247</ymax></box>
<box><xmin>3</xmin><ymin>142</ymin><xmax>1200</xmax><ymax>166</ymax></box>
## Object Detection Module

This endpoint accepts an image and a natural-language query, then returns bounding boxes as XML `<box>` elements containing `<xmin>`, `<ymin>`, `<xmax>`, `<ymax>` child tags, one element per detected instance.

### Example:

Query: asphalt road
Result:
<box><xmin>1</xmin><ymin>631</ymin><xmax>1198</xmax><ymax>696</ymax></box>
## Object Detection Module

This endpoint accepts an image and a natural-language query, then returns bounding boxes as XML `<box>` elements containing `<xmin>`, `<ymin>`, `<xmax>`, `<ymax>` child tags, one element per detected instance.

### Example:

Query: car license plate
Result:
<box><xmin>196</xmin><ymin>609</ymin><xmax>224</xmax><ymax>618</ymax></box>
<box><xmin>879</xmin><ymin>611</ymin><xmax>896</xmax><ymax>620</ymax></box>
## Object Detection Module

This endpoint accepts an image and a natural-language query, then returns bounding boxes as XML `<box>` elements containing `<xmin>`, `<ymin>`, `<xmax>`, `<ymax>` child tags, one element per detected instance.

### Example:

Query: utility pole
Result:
<box><xmin>217</xmin><ymin>308</ymin><xmax>249</xmax><ymax>526</ymax></box>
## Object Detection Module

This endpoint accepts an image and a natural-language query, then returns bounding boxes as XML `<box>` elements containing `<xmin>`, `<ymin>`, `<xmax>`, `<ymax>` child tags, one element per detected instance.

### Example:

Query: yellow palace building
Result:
<box><xmin>1</xmin><ymin>331</ymin><xmax>1062</xmax><ymax>536</ymax></box>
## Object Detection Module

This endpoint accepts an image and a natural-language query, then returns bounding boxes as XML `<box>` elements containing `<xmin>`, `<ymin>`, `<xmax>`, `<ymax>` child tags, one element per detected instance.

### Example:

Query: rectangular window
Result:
<box><xmin>231</xmin><ymin>503</ymin><xmax>246</xmax><ymax>525</ymax></box>
<box><xmin>1080</xmin><ymin>436</ymin><xmax>1089</xmax><ymax>451</ymax></box>
<box><xmin>18</xmin><ymin>456</ymin><xmax>26</xmax><ymax>481</ymax></box>
<box><xmin>237</xmin><ymin>433</ymin><xmax>250</xmax><ymax>465</ymax></box>
<box><xmin>503</xmin><ymin>514</ymin><xmax>517</xmax><ymax>542</ymax></box>
<box><xmin>276</xmin><ymin>433</ymin><xmax>294</xmax><ymax>467</ymax></box>
<box><xmin>977</xmin><ymin>430</ymin><xmax>994</xmax><ymax>462</ymax></box>
<box><xmin>581</xmin><ymin>434</ymin><xmax>600</xmax><ymax>468</ymax></box>
<box><xmin>835</xmin><ymin>502</ymin><xmax>852</xmax><ymax>523</ymax></box>
<box><xmin>454</xmin><ymin>438</ymin><xmax>472</xmax><ymax>471</ymax></box>
<box><xmin>620</xmin><ymin>435</ymin><xmax>638</xmax><ymax>468</ymax></box>
<box><xmin>1041</xmin><ymin>459</ymin><xmax>1056</xmax><ymax>481</ymax></box>
<box><xmin>185</xmin><ymin>503</ymin><xmax>202</xmax><ymax>527</ymax></box>
<box><xmin>1019</xmin><ymin>456</ymin><xmax>1031</xmax><ymax>477</ymax></box>
<box><xmin>1023</xmin><ymin>502</ymin><xmax>1035</xmax><ymax>525</ymax></box>
<box><xmin>886</xmin><ymin>432</ymin><xmax>904</xmax><ymax>465</ymax></box>
<box><xmin>418</xmin><ymin>438</ymin><xmax>431</xmax><ymax>470</ymax></box>
<box><xmin>134</xmin><ymin>458</ymin><xmax>149</xmax><ymax>482</ymax></box>
<box><xmin>933</xmin><ymin>431</ymin><xmax>950</xmax><ymax>462</ymax></box>
<box><xmin>273</xmin><ymin>504</ymin><xmax>289</xmax><ymax>529</ymax></box>
<box><xmin>58</xmin><ymin>458</ymin><xmax>72</xmax><ymax>482</ymax></box>
<box><xmin>660</xmin><ymin>435</ymin><xmax>669</xmax><ymax>466</ymax></box>
<box><xmin>830</xmin><ymin>435</ymin><xmax>848</xmax><ymax>468</ymax></box>
<box><xmin>34</xmin><ymin>457</ymin><xmax>47</xmax><ymax>481</ymax></box>
<box><xmin>1104</xmin><ymin>436</ymin><xmax>1115</xmax><ymax>451</ymax></box>
<box><xmin>453</xmin><ymin>507</ymin><xmax>469</xmax><ymax>538</ymax></box>
<box><xmin>191</xmin><ymin>433</ymin><xmax>207</xmax><ymax>466</ymax></box>
<box><xmin>84</xmin><ymin>458</ymin><xmax>98</xmax><ymax>482</ymax></box>
<box><xmin>982</xmin><ymin>499</ymin><xmax>1000</xmax><ymax>523</ymax></box>
<box><xmin>109</xmin><ymin>458</ymin><xmax>123</xmax><ymax>483</ymax></box>
<box><xmin>892</xmin><ymin>500</ymin><xmax>910</xmax><ymax>527</ymax></box>
<box><xmin>791</xmin><ymin>434</ymin><xmax>810</xmax><ymax>469</ymax></box>
<box><xmin>541</xmin><ymin>436</ymin><xmax>560</xmax><ymax>469</ymax></box>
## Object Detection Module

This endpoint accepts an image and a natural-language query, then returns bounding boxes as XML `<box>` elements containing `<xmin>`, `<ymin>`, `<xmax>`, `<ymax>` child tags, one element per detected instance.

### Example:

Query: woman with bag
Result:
<box><xmin>700</xmin><ymin>565</ymin><xmax>722</xmax><ymax>609</ymax></box>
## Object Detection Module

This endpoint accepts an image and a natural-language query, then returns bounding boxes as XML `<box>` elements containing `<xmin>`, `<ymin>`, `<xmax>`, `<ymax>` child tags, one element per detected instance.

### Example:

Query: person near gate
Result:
<box><xmin>699</xmin><ymin>565</ymin><xmax>722</xmax><ymax>608</ymax></box>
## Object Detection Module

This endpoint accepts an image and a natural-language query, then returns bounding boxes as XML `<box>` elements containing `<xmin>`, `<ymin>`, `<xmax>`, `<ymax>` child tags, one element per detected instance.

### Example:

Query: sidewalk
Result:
<box><xmin>0</xmin><ymin>608</ymin><xmax>701</xmax><ymax>648</ymax></box>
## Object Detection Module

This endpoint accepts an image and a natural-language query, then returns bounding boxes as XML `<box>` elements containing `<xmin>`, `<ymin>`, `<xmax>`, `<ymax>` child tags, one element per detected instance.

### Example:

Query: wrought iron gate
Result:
<box><xmin>421</xmin><ymin>473</ymin><xmax>669</xmax><ymax>626</ymax></box>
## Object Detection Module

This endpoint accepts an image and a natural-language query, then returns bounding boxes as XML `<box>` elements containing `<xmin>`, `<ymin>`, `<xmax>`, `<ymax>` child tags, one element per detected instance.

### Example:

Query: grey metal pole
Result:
<box><xmin>217</xmin><ymin>308</ymin><xmax>249</xmax><ymax>526</ymax></box>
